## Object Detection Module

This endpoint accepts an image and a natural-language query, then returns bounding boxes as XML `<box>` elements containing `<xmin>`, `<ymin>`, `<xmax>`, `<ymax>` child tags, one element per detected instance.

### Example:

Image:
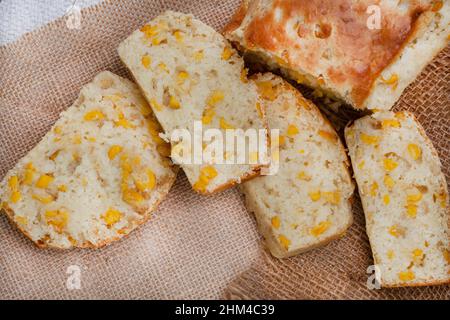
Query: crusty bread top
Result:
<box><xmin>345</xmin><ymin>111</ymin><xmax>449</xmax><ymax>286</ymax></box>
<box><xmin>118</xmin><ymin>11</ymin><xmax>268</xmax><ymax>194</ymax></box>
<box><xmin>242</xmin><ymin>73</ymin><xmax>354</xmax><ymax>258</ymax></box>
<box><xmin>0</xmin><ymin>71</ymin><xmax>177</xmax><ymax>249</ymax></box>
<box><xmin>225</xmin><ymin>0</ymin><xmax>449</xmax><ymax>109</ymax></box>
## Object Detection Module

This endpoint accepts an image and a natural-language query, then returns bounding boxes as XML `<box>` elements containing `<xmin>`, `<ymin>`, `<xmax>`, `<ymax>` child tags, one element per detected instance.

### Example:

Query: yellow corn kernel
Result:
<box><xmin>387</xmin><ymin>250</ymin><xmax>395</xmax><ymax>259</ymax></box>
<box><xmin>141</xmin><ymin>54</ymin><xmax>152</xmax><ymax>69</ymax></box>
<box><xmin>318</xmin><ymin>130</ymin><xmax>336</xmax><ymax>142</ymax></box>
<box><xmin>384</xmin><ymin>175</ymin><xmax>395</xmax><ymax>190</ymax></box>
<box><xmin>360</xmin><ymin>133</ymin><xmax>380</xmax><ymax>145</ymax></box>
<box><xmin>140</xmin><ymin>24</ymin><xmax>158</xmax><ymax>38</ymax></box>
<box><xmin>15</xmin><ymin>216</ymin><xmax>28</xmax><ymax>226</ymax></box>
<box><xmin>407</xmin><ymin>192</ymin><xmax>422</xmax><ymax>203</ymax></box>
<box><xmin>45</xmin><ymin>210</ymin><xmax>68</xmax><ymax>232</ymax></box>
<box><xmin>108</xmin><ymin>145</ymin><xmax>123</xmax><ymax>160</ymax></box>
<box><xmin>382</xmin><ymin>119</ymin><xmax>400</xmax><ymax>129</ymax></box>
<box><xmin>308</xmin><ymin>190</ymin><xmax>321</xmax><ymax>202</ymax></box>
<box><xmin>150</xmin><ymin>98</ymin><xmax>163</xmax><ymax>112</ymax></box>
<box><xmin>123</xmin><ymin>188</ymin><xmax>145</xmax><ymax>204</ymax></box>
<box><xmin>202</xmin><ymin>108</ymin><xmax>215</xmax><ymax>125</ymax></box>
<box><xmin>383</xmin><ymin>158</ymin><xmax>398</xmax><ymax>172</ymax></box>
<box><xmin>177</xmin><ymin>71</ymin><xmax>189</xmax><ymax>83</ymax></box>
<box><xmin>219</xmin><ymin>117</ymin><xmax>235</xmax><ymax>130</ymax></box>
<box><xmin>8</xmin><ymin>175</ymin><xmax>19</xmax><ymax>190</ymax></box>
<box><xmin>406</xmin><ymin>204</ymin><xmax>417</xmax><ymax>218</ymax></box>
<box><xmin>158</xmin><ymin>62</ymin><xmax>168</xmax><ymax>72</ymax></box>
<box><xmin>398</xmin><ymin>270</ymin><xmax>415</xmax><ymax>282</ymax></box>
<box><xmin>310</xmin><ymin>221</ymin><xmax>331</xmax><ymax>237</ymax></box>
<box><xmin>58</xmin><ymin>185</ymin><xmax>67</xmax><ymax>192</ymax></box>
<box><xmin>201</xmin><ymin>166</ymin><xmax>218</xmax><ymax>180</ymax></box>
<box><xmin>169</xmin><ymin>96</ymin><xmax>181</xmax><ymax>109</ymax></box>
<box><xmin>53</xmin><ymin>126</ymin><xmax>62</xmax><ymax>134</ymax></box>
<box><xmin>256</xmin><ymin>81</ymin><xmax>277</xmax><ymax>101</ymax></box>
<box><xmin>369</xmin><ymin>182</ymin><xmax>378</xmax><ymax>197</ymax></box>
<box><xmin>407</xmin><ymin>143</ymin><xmax>422</xmax><ymax>161</ymax></box>
<box><xmin>271</xmin><ymin>216</ymin><xmax>281</xmax><ymax>229</ymax></box>
<box><xmin>298</xmin><ymin>149</ymin><xmax>305</xmax><ymax>154</ymax></box>
<box><xmin>102</xmin><ymin>208</ymin><xmax>122</xmax><ymax>227</ymax></box>
<box><xmin>23</xmin><ymin>168</ymin><xmax>35</xmax><ymax>185</ymax></box>
<box><xmin>322</xmin><ymin>191</ymin><xmax>341</xmax><ymax>205</ymax></box>
<box><xmin>135</xmin><ymin>169</ymin><xmax>156</xmax><ymax>191</ymax></box>
<box><xmin>152</xmin><ymin>37</ymin><xmax>163</xmax><ymax>45</ymax></box>
<box><xmin>357</xmin><ymin>160</ymin><xmax>365</xmax><ymax>170</ymax></box>
<box><xmin>222</xmin><ymin>46</ymin><xmax>233</xmax><ymax>60</ymax></box>
<box><xmin>412</xmin><ymin>248</ymin><xmax>424</xmax><ymax>262</ymax></box>
<box><xmin>207</xmin><ymin>90</ymin><xmax>224</xmax><ymax>106</ymax></box>
<box><xmin>383</xmin><ymin>194</ymin><xmax>390</xmax><ymax>205</ymax></box>
<box><xmin>381</xmin><ymin>73</ymin><xmax>399</xmax><ymax>90</ymax></box>
<box><xmin>388</xmin><ymin>225</ymin><xmax>403</xmax><ymax>238</ymax></box>
<box><xmin>278</xmin><ymin>235</ymin><xmax>291</xmax><ymax>249</ymax></box>
<box><xmin>115</xmin><ymin>112</ymin><xmax>135</xmax><ymax>129</ymax></box>
<box><xmin>193</xmin><ymin>50</ymin><xmax>204</xmax><ymax>62</ymax></box>
<box><xmin>287</xmin><ymin>124</ymin><xmax>299</xmax><ymax>137</ymax></box>
<box><xmin>173</xmin><ymin>30</ymin><xmax>184</xmax><ymax>42</ymax></box>
<box><xmin>297</xmin><ymin>171</ymin><xmax>311</xmax><ymax>181</ymax></box>
<box><xmin>10</xmin><ymin>191</ymin><xmax>21</xmax><ymax>203</ymax></box>
<box><xmin>32</xmin><ymin>193</ymin><xmax>54</xmax><ymax>204</ymax></box>
<box><xmin>49</xmin><ymin>150</ymin><xmax>60</xmax><ymax>161</ymax></box>
<box><xmin>84</xmin><ymin>110</ymin><xmax>105</xmax><ymax>121</ymax></box>
<box><xmin>36</xmin><ymin>174</ymin><xmax>54</xmax><ymax>189</ymax></box>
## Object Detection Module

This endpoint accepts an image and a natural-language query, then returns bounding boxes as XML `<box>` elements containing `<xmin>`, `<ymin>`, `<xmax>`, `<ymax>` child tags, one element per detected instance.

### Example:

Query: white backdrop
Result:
<box><xmin>0</xmin><ymin>0</ymin><xmax>102</xmax><ymax>45</ymax></box>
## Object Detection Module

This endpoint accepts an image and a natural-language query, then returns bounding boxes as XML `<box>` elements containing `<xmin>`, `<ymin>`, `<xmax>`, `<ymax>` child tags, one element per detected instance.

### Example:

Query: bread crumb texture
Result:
<box><xmin>242</xmin><ymin>74</ymin><xmax>354</xmax><ymax>258</ymax></box>
<box><xmin>118</xmin><ymin>11</ymin><xmax>267</xmax><ymax>194</ymax></box>
<box><xmin>345</xmin><ymin>111</ymin><xmax>449</xmax><ymax>286</ymax></box>
<box><xmin>0</xmin><ymin>71</ymin><xmax>177</xmax><ymax>249</ymax></box>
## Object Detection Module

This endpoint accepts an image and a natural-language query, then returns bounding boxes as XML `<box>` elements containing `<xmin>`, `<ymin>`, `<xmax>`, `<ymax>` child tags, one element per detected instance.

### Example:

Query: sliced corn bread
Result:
<box><xmin>345</xmin><ymin>111</ymin><xmax>449</xmax><ymax>286</ymax></box>
<box><xmin>225</xmin><ymin>0</ymin><xmax>449</xmax><ymax>110</ymax></box>
<box><xmin>118</xmin><ymin>11</ymin><xmax>268</xmax><ymax>194</ymax></box>
<box><xmin>0</xmin><ymin>71</ymin><xmax>177</xmax><ymax>249</ymax></box>
<box><xmin>241</xmin><ymin>73</ymin><xmax>354</xmax><ymax>258</ymax></box>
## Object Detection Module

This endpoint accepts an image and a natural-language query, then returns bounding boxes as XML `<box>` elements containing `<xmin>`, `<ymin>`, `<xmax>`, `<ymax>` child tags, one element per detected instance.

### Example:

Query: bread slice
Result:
<box><xmin>0</xmin><ymin>71</ymin><xmax>177</xmax><ymax>249</ymax></box>
<box><xmin>118</xmin><ymin>11</ymin><xmax>268</xmax><ymax>194</ymax></box>
<box><xmin>241</xmin><ymin>73</ymin><xmax>354</xmax><ymax>258</ymax></box>
<box><xmin>225</xmin><ymin>0</ymin><xmax>449</xmax><ymax>110</ymax></box>
<box><xmin>345</xmin><ymin>111</ymin><xmax>449</xmax><ymax>287</ymax></box>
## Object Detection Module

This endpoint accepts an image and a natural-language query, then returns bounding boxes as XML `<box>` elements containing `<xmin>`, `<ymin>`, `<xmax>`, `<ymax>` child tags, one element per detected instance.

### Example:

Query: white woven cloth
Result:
<box><xmin>0</xmin><ymin>0</ymin><xmax>102</xmax><ymax>45</ymax></box>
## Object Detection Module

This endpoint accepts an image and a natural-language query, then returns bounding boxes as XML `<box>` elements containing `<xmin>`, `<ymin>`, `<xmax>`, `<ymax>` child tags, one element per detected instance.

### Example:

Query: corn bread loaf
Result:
<box><xmin>241</xmin><ymin>73</ymin><xmax>354</xmax><ymax>258</ymax></box>
<box><xmin>118</xmin><ymin>11</ymin><xmax>268</xmax><ymax>194</ymax></box>
<box><xmin>345</xmin><ymin>111</ymin><xmax>449</xmax><ymax>286</ymax></box>
<box><xmin>0</xmin><ymin>71</ymin><xmax>177</xmax><ymax>249</ymax></box>
<box><xmin>225</xmin><ymin>0</ymin><xmax>450</xmax><ymax>110</ymax></box>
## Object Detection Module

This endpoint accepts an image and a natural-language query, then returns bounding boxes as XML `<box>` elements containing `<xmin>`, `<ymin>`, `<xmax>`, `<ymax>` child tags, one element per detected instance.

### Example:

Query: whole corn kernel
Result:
<box><xmin>278</xmin><ymin>235</ymin><xmax>291</xmax><ymax>249</ymax></box>
<box><xmin>407</xmin><ymin>192</ymin><xmax>422</xmax><ymax>203</ymax></box>
<box><xmin>173</xmin><ymin>30</ymin><xmax>184</xmax><ymax>42</ymax></box>
<box><xmin>398</xmin><ymin>270</ymin><xmax>415</xmax><ymax>281</ymax></box>
<box><xmin>271</xmin><ymin>216</ymin><xmax>281</xmax><ymax>229</ymax></box>
<box><xmin>310</xmin><ymin>221</ymin><xmax>331</xmax><ymax>237</ymax></box>
<box><xmin>308</xmin><ymin>190</ymin><xmax>321</xmax><ymax>202</ymax></box>
<box><xmin>369</xmin><ymin>182</ymin><xmax>379</xmax><ymax>197</ymax></box>
<box><xmin>383</xmin><ymin>194</ymin><xmax>390</xmax><ymax>205</ymax></box>
<box><xmin>407</xmin><ymin>143</ymin><xmax>422</xmax><ymax>161</ymax></box>
<box><xmin>381</xmin><ymin>73</ymin><xmax>399</xmax><ymax>90</ymax></box>
<box><xmin>32</xmin><ymin>193</ymin><xmax>54</xmax><ymax>204</ymax></box>
<box><xmin>141</xmin><ymin>54</ymin><xmax>152</xmax><ymax>69</ymax></box>
<box><xmin>36</xmin><ymin>174</ymin><xmax>54</xmax><ymax>189</ymax></box>
<box><xmin>177</xmin><ymin>71</ymin><xmax>189</xmax><ymax>84</ymax></box>
<box><xmin>115</xmin><ymin>112</ymin><xmax>135</xmax><ymax>129</ymax></box>
<box><xmin>383</xmin><ymin>158</ymin><xmax>398</xmax><ymax>172</ymax></box>
<box><xmin>58</xmin><ymin>185</ymin><xmax>67</xmax><ymax>192</ymax></box>
<box><xmin>222</xmin><ymin>47</ymin><xmax>233</xmax><ymax>60</ymax></box>
<box><xmin>388</xmin><ymin>225</ymin><xmax>403</xmax><ymax>238</ymax></box>
<box><xmin>406</xmin><ymin>204</ymin><xmax>417</xmax><ymax>218</ymax></box>
<box><xmin>287</xmin><ymin>124</ymin><xmax>299</xmax><ymax>136</ymax></box>
<box><xmin>8</xmin><ymin>176</ymin><xmax>19</xmax><ymax>190</ymax></box>
<box><xmin>102</xmin><ymin>208</ymin><xmax>122</xmax><ymax>227</ymax></box>
<box><xmin>382</xmin><ymin>119</ymin><xmax>400</xmax><ymax>129</ymax></box>
<box><xmin>322</xmin><ymin>191</ymin><xmax>341</xmax><ymax>205</ymax></box>
<box><xmin>169</xmin><ymin>96</ymin><xmax>181</xmax><ymax>109</ymax></box>
<box><xmin>10</xmin><ymin>191</ymin><xmax>21</xmax><ymax>203</ymax></box>
<box><xmin>108</xmin><ymin>145</ymin><xmax>123</xmax><ymax>160</ymax></box>
<box><xmin>140</xmin><ymin>24</ymin><xmax>159</xmax><ymax>38</ymax></box>
<box><xmin>84</xmin><ymin>110</ymin><xmax>105</xmax><ymax>121</ymax></box>
<box><xmin>360</xmin><ymin>133</ymin><xmax>380</xmax><ymax>145</ymax></box>
<box><xmin>202</xmin><ymin>108</ymin><xmax>215</xmax><ymax>125</ymax></box>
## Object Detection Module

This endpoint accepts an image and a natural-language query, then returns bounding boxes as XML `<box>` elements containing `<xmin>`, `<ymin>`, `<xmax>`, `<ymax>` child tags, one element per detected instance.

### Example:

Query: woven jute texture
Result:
<box><xmin>0</xmin><ymin>0</ymin><xmax>448</xmax><ymax>299</ymax></box>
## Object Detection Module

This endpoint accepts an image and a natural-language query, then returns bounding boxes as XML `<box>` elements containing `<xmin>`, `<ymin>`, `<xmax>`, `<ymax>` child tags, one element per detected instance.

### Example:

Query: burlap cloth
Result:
<box><xmin>0</xmin><ymin>0</ymin><xmax>448</xmax><ymax>300</ymax></box>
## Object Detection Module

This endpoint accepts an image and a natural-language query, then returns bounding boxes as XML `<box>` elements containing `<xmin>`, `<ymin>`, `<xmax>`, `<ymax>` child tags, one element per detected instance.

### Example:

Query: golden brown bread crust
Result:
<box><xmin>225</xmin><ymin>0</ymin><xmax>442</xmax><ymax>108</ymax></box>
